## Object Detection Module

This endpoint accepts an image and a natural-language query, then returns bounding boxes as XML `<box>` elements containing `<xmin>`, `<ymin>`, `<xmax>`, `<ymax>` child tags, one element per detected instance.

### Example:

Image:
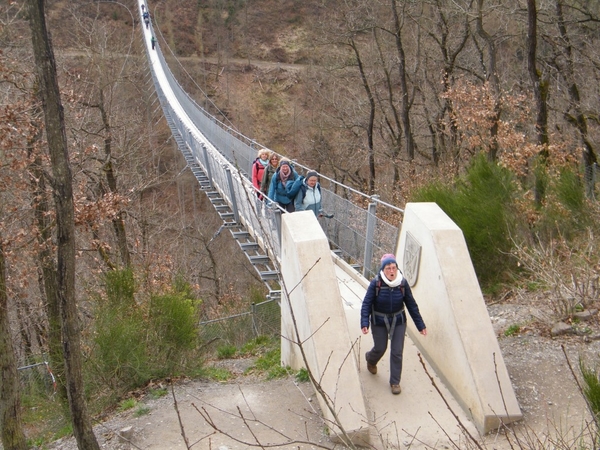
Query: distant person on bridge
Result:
<box><xmin>151</xmin><ymin>36</ymin><xmax>157</xmax><ymax>50</ymax></box>
<box><xmin>267</xmin><ymin>158</ymin><xmax>302</xmax><ymax>213</ymax></box>
<box><xmin>361</xmin><ymin>254</ymin><xmax>427</xmax><ymax>395</ymax></box>
<box><xmin>260</xmin><ymin>152</ymin><xmax>279</xmax><ymax>197</ymax></box>
<box><xmin>252</xmin><ymin>148</ymin><xmax>270</xmax><ymax>199</ymax></box>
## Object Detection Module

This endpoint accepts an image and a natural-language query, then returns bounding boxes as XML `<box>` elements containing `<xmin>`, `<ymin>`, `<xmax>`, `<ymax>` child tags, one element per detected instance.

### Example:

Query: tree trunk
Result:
<box><xmin>527</xmin><ymin>0</ymin><xmax>549</xmax><ymax>205</ymax></box>
<box><xmin>27</xmin><ymin>1</ymin><xmax>100</xmax><ymax>449</ymax></box>
<box><xmin>29</xmin><ymin>148</ymin><xmax>69</xmax><ymax>408</ymax></box>
<box><xmin>373</xmin><ymin>27</ymin><xmax>403</xmax><ymax>183</ymax></box>
<box><xmin>98</xmin><ymin>88</ymin><xmax>131</xmax><ymax>268</ymax></box>
<box><xmin>527</xmin><ymin>0</ymin><xmax>549</xmax><ymax>150</ymax></box>
<box><xmin>350</xmin><ymin>38</ymin><xmax>376</xmax><ymax>195</ymax></box>
<box><xmin>555</xmin><ymin>0</ymin><xmax>598</xmax><ymax>198</ymax></box>
<box><xmin>390</xmin><ymin>0</ymin><xmax>416</xmax><ymax>161</ymax></box>
<box><xmin>476</xmin><ymin>0</ymin><xmax>501</xmax><ymax>162</ymax></box>
<box><xmin>0</xmin><ymin>236</ymin><xmax>28</xmax><ymax>450</ymax></box>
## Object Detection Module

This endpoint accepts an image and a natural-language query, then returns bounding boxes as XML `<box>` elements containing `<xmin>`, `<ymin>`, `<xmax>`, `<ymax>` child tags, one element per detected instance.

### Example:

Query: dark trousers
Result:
<box><xmin>278</xmin><ymin>201</ymin><xmax>295</xmax><ymax>213</ymax></box>
<box><xmin>366</xmin><ymin>320</ymin><xmax>407</xmax><ymax>385</ymax></box>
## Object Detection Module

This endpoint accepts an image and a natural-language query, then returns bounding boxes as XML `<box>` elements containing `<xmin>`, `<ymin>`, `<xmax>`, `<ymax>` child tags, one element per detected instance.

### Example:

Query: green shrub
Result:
<box><xmin>93</xmin><ymin>295</ymin><xmax>149</xmax><ymax>389</ymax></box>
<box><xmin>217</xmin><ymin>344</ymin><xmax>237</xmax><ymax>359</ymax></box>
<box><xmin>149</xmin><ymin>388</ymin><xmax>168</xmax><ymax>399</ymax></box>
<box><xmin>241</xmin><ymin>335</ymin><xmax>273</xmax><ymax>356</ymax></box>
<box><xmin>295</xmin><ymin>367</ymin><xmax>310</xmax><ymax>382</ymax></box>
<box><xmin>251</xmin><ymin>347</ymin><xmax>292</xmax><ymax>379</ymax></box>
<box><xmin>580</xmin><ymin>359</ymin><xmax>600</xmax><ymax>425</ymax></box>
<box><xmin>134</xmin><ymin>406</ymin><xmax>151</xmax><ymax>417</ymax></box>
<box><xmin>201</xmin><ymin>366</ymin><xmax>232</xmax><ymax>381</ymax></box>
<box><xmin>91</xmin><ymin>270</ymin><xmax>203</xmax><ymax>393</ymax></box>
<box><xmin>504</xmin><ymin>324</ymin><xmax>520</xmax><ymax>337</ymax></box>
<box><xmin>534</xmin><ymin>166</ymin><xmax>591</xmax><ymax>240</ymax></box>
<box><xmin>411</xmin><ymin>154</ymin><xmax>516</xmax><ymax>287</ymax></box>
<box><xmin>118</xmin><ymin>398</ymin><xmax>137</xmax><ymax>412</ymax></box>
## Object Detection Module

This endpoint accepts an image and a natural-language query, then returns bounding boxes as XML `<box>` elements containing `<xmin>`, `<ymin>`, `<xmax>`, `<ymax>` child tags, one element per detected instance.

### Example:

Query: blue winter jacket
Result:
<box><xmin>360</xmin><ymin>275</ymin><xmax>426</xmax><ymax>331</ymax></box>
<box><xmin>268</xmin><ymin>167</ymin><xmax>303</xmax><ymax>206</ymax></box>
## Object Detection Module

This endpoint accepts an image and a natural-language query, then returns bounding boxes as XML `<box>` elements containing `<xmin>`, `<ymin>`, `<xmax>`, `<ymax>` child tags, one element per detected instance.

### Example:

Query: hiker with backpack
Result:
<box><xmin>251</xmin><ymin>148</ymin><xmax>270</xmax><ymax>199</ymax></box>
<box><xmin>294</xmin><ymin>171</ymin><xmax>321</xmax><ymax>216</ymax></box>
<box><xmin>361</xmin><ymin>254</ymin><xmax>427</xmax><ymax>395</ymax></box>
<box><xmin>260</xmin><ymin>152</ymin><xmax>279</xmax><ymax>197</ymax></box>
<box><xmin>294</xmin><ymin>171</ymin><xmax>333</xmax><ymax>218</ymax></box>
<box><xmin>267</xmin><ymin>158</ymin><xmax>302</xmax><ymax>212</ymax></box>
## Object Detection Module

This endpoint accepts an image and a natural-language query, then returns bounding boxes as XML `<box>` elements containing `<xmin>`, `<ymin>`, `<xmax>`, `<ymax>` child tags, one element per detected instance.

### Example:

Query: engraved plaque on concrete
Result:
<box><xmin>403</xmin><ymin>231</ymin><xmax>421</xmax><ymax>286</ymax></box>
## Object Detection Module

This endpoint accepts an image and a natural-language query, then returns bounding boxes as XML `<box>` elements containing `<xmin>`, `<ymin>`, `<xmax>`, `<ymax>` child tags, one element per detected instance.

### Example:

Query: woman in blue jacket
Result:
<box><xmin>361</xmin><ymin>254</ymin><xmax>427</xmax><ymax>395</ymax></box>
<box><xmin>267</xmin><ymin>159</ymin><xmax>303</xmax><ymax>212</ymax></box>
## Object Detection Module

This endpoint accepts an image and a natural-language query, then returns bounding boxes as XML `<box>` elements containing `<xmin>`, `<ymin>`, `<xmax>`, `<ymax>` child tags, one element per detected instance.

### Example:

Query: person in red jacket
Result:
<box><xmin>251</xmin><ymin>149</ymin><xmax>270</xmax><ymax>199</ymax></box>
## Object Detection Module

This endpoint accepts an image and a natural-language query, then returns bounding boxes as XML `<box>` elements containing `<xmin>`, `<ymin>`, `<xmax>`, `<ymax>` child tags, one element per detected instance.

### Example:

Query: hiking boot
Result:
<box><xmin>365</xmin><ymin>353</ymin><xmax>377</xmax><ymax>375</ymax></box>
<box><xmin>391</xmin><ymin>384</ymin><xmax>402</xmax><ymax>395</ymax></box>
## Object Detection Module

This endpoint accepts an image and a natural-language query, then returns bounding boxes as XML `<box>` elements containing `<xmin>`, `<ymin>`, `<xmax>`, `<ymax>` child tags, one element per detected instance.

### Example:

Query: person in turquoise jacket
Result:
<box><xmin>267</xmin><ymin>158</ymin><xmax>302</xmax><ymax>212</ymax></box>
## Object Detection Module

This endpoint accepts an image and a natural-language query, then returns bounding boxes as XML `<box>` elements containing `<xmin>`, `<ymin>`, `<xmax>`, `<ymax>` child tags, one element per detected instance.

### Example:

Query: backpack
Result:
<box><xmin>252</xmin><ymin>158</ymin><xmax>261</xmax><ymax>179</ymax></box>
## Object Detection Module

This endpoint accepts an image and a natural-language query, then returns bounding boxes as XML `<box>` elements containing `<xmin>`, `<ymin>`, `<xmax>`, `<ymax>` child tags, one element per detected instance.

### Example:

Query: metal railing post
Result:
<box><xmin>201</xmin><ymin>144</ymin><xmax>213</xmax><ymax>190</ymax></box>
<box><xmin>274</xmin><ymin>208</ymin><xmax>282</xmax><ymax>258</ymax></box>
<box><xmin>225</xmin><ymin>166</ymin><xmax>240</xmax><ymax>224</ymax></box>
<box><xmin>362</xmin><ymin>196</ymin><xmax>378</xmax><ymax>279</ymax></box>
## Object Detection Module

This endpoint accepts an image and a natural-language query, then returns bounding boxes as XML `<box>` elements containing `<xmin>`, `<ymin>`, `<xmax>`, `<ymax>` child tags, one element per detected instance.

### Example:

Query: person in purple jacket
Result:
<box><xmin>361</xmin><ymin>254</ymin><xmax>427</xmax><ymax>395</ymax></box>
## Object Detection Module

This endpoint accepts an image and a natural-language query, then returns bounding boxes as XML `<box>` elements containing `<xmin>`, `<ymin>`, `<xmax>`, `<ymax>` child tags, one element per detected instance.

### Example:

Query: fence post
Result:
<box><xmin>274</xmin><ymin>208</ymin><xmax>282</xmax><ymax>259</ymax></box>
<box><xmin>201</xmin><ymin>144</ymin><xmax>213</xmax><ymax>190</ymax></box>
<box><xmin>362</xmin><ymin>196</ymin><xmax>378</xmax><ymax>279</ymax></box>
<box><xmin>251</xmin><ymin>302</ymin><xmax>258</xmax><ymax>336</ymax></box>
<box><xmin>225</xmin><ymin>166</ymin><xmax>240</xmax><ymax>224</ymax></box>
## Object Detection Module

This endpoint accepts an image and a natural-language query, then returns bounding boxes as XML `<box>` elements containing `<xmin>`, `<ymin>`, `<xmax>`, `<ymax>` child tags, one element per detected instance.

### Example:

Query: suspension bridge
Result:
<box><xmin>139</xmin><ymin>3</ymin><xmax>523</xmax><ymax>448</ymax></box>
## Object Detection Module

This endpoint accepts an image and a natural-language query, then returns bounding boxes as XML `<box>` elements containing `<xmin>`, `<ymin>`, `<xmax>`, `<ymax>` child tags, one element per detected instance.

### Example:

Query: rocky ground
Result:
<box><xmin>44</xmin><ymin>290</ymin><xmax>600</xmax><ymax>450</ymax></box>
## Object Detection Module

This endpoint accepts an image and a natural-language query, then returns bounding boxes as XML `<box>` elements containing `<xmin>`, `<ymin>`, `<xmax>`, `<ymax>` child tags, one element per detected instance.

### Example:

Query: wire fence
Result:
<box><xmin>199</xmin><ymin>298</ymin><xmax>281</xmax><ymax>353</ymax></box>
<box><xmin>18</xmin><ymin>359</ymin><xmax>57</xmax><ymax>398</ymax></box>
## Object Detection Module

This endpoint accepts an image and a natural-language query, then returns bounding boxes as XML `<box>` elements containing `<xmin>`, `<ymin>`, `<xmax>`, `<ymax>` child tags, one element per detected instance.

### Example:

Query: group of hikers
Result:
<box><xmin>251</xmin><ymin>149</ymin><xmax>333</xmax><ymax>219</ymax></box>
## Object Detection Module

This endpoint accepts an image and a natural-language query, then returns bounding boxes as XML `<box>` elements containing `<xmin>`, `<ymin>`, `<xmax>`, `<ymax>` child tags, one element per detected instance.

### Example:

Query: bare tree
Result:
<box><xmin>0</xmin><ymin>233</ymin><xmax>27</xmax><ymax>450</ymax></box>
<box><xmin>553</xmin><ymin>0</ymin><xmax>598</xmax><ymax>197</ymax></box>
<box><xmin>527</xmin><ymin>0</ymin><xmax>550</xmax><ymax>151</ymax></box>
<box><xmin>28</xmin><ymin>0</ymin><xmax>101</xmax><ymax>448</ymax></box>
<box><xmin>29</xmin><ymin>125</ymin><xmax>69</xmax><ymax>407</ymax></box>
<box><xmin>527</xmin><ymin>0</ymin><xmax>550</xmax><ymax>206</ymax></box>
<box><xmin>389</xmin><ymin>0</ymin><xmax>416</xmax><ymax>161</ymax></box>
<box><xmin>476</xmin><ymin>0</ymin><xmax>501</xmax><ymax>162</ymax></box>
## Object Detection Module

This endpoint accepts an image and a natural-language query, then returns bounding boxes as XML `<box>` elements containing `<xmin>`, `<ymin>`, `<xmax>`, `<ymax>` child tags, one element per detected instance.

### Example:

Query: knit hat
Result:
<box><xmin>305</xmin><ymin>170</ymin><xmax>319</xmax><ymax>181</ymax></box>
<box><xmin>278</xmin><ymin>158</ymin><xmax>291</xmax><ymax>169</ymax></box>
<box><xmin>380</xmin><ymin>253</ymin><xmax>397</xmax><ymax>271</ymax></box>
